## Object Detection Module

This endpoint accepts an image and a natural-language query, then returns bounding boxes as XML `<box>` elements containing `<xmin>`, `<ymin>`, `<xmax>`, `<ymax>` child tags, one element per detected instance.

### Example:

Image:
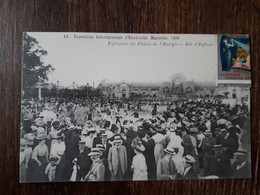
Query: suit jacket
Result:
<box><xmin>157</xmin><ymin>156</ymin><xmax>176</xmax><ymax>180</ymax></box>
<box><xmin>182</xmin><ymin>167</ymin><xmax>198</xmax><ymax>180</ymax></box>
<box><xmin>77</xmin><ymin>147</ymin><xmax>92</xmax><ymax>180</ymax></box>
<box><xmin>85</xmin><ymin>159</ymin><xmax>105</xmax><ymax>181</ymax></box>
<box><xmin>108</xmin><ymin>145</ymin><xmax>127</xmax><ymax>175</ymax></box>
<box><xmin>231</xmin><ymin>161</ymin><xmax>251</xmax><ymax>178</ymax></box>
<box><xmin>181</xmin><ymin>134</ymin><xmax>194</xmax><ymax>156</ymax></box>
<box><xmin>220</xmin><ymin>135</ymin><xmax>236</xmax><ymax>159</ymax></box>
<box><xmin>144</xmin><ymin>138</ymin><xmax>156</xmax><ymax>180</ymax></box>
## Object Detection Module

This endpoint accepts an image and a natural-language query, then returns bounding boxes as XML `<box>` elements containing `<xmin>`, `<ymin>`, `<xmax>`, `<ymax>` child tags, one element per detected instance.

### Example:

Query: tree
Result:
<box><xmin>22</xmin><ymin>33</ymin><xmax>54</xmax><ymax>92</ymax></box>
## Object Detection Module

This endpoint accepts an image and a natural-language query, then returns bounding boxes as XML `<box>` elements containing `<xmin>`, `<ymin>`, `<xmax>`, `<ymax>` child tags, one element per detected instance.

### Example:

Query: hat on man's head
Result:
<box><xmin>78</xmin><ymin>139</ymin><xmax>85</xmax><ymax>145</ymax></box>
<box><xmin>204</xmin><ymin>130</ymin><xmax>212</xmax><ymax>136</ymax></box>
<box><xmin>211</xmin><ymin>144</ymin><xmax>223</xmax><ymax>151</ymax></box>
<box><xmin>96</xmin><ymin>144</ymin><xmax>105</xmax><ymax>152</ymax></box>
<box><xmin>112</xmin><ymin>135</ymin><xmax>123</xmax><ymax>144</ymax></box>
<box><xmin>164</xmin><ymin>145</ymin><xmax>177</xmax><ymax>155</ymax></box>
<box><xmin>233</xmin><ymin>148</ymin><xmax>248</xmax><ymax>156</ymax></box>
<box><xmin>184</xmin><ymin>155</ymin><xmax>196</xmax><ymax>164</ymax></box>
<box><xmin>87</xmin><ymin>127</ymin><xmax>96</xmax><ymax>135</ymax></box>
<box><xmin>220</xmin><ymin>128</ymin><xmax>227</xmax><ymax>133</ymax></box>
<box><xmin>87</xmin><ymin>148</ymin><xmax>102</xmax><ymax>156</ymax></box>
<box><xmin>190</xmin><ymin>127</ymin><xmax>198</xmax><ymax>133</ymax></box>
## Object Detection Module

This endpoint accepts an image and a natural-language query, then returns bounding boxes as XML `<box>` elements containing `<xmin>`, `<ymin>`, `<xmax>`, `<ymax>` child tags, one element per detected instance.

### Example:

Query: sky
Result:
<box><xmin>27</xmin><ymin>32</ymin><xmax>217</xmax><ymax>87</ymax></box>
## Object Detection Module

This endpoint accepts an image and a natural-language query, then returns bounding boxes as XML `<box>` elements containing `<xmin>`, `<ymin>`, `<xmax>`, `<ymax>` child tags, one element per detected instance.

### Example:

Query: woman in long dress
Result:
<box><xmin>31</xmin><ymin>134</ymin><xmax>49</xmax><ymax>182</ymax></box>
<box><xmin>131</xmin><ymin>137</ymin><xmax>148</xmax><ymax>181</ymax></box>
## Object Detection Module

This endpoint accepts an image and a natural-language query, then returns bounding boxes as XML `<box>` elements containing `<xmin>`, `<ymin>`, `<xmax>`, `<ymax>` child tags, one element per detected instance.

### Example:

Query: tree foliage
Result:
<box><xmin>22</xmin><ymin>33</ymin><xmax>54</xmax><ymax>89</ymax></box>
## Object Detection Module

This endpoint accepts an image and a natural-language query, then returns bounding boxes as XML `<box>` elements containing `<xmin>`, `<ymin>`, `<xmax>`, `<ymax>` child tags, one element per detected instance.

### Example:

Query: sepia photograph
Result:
<box><xmin>20</xmin><ymin>33</ymin><xmax>251</xmax><ymax>183</ymax></box>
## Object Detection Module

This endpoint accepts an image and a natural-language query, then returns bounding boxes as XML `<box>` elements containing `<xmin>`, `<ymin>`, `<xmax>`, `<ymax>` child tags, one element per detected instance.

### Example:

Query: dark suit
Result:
<box><xmin>77</xmin><ymin>147</ymin><xmax>92</xmax><ymax>180</ymax></box>
<box><xmin>209</xmin><ymin>155</ymin><xmax>231</xmax><ymax>178</ymax></box>
<box><xmin>144</xmin><ymin>138</ymin><xmax>156</xmax><ymax>180</ymax></box>
<box><xmin>181</xmin><ymin>134</ymin><xmax>194</xmax><ymax>156</ymax></box>
<box><xmin>231</xmin><ymin>161</ymin><xmax>251</xmax><ymax>178</ymax></box>
<box><xmin>220</xmin><ymin>135</ymin><xmax>236</xmax><ymax>160</ymax></box>
<box><xmin>182</xmin><ymin>167</ymin><xmax>198</xmax><ymax>180</ymax></box>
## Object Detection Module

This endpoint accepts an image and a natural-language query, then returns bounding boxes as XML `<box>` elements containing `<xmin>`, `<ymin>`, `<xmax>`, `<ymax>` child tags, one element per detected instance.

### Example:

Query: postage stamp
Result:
<box><xmin>217</xmin><ymin>35</ymin><xmax>251</xmax><ymax>84</ymax></box>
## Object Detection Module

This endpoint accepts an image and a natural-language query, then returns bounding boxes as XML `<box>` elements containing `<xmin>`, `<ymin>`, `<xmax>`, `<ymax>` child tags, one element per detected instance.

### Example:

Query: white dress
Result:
<box><xmin>132</xmin><ymin>153</ymin><xmax>148</xmax><ymax>181</ymax></box>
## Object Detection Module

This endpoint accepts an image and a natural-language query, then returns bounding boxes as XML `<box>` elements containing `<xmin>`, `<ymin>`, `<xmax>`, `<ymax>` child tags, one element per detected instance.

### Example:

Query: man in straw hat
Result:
<box><xmin>219</xmin><ymin>128</ymin><xmax>237</xmax><ymax>161</ymax></box>
<box><xmin>180</xmin><ymin>155</ymin><xmax>198</xmax><ymax>180</ymax></box>
<box><xmin>156</xmin><ymin>145</ymin><xmax>178</xmax><ymax>180</ymax></box>
<box><xmin>231</xmin><ymin>148</ymin><xmax>251</xmax><ymax>178</ymax></box>
<box><xmin>108</xmin><ymin>135</ymin><xmax>127</xmax><ymax>181</ymax></box>
<box><xmin>84</xmin><ymin>148</ymin><xmax>105</xmax><ymax>181</ymax></box>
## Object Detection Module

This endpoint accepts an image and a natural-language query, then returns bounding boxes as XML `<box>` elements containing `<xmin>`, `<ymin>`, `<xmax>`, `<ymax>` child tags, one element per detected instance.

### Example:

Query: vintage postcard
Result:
<box><xmin>20</xmin><ymin>33</ymin><xmax>251</xmax><ymax>182</ymax></box>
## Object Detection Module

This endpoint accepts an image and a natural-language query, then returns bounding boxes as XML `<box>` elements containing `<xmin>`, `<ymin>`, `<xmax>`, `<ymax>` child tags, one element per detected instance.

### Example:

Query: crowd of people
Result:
<box><xmin>20</xmin><ymin>96</ymin><xmax>251</xmax><ymax>182</ymax></box>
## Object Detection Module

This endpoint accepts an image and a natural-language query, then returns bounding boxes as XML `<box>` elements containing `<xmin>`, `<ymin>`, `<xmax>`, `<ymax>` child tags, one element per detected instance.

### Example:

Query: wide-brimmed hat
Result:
<box><xmin>233</xmin><ymin>148</ymin><xmax>248</xmax><ymax>156</ymax></box>
<box><xmin>164</xmin><ymin>145</ymin><xmax>177</xmax><ymax>154</ymax></box>
<box><xmin>190</xmin><ymin>127</ymin><xmax>198</xmax><ymax>133</ymax></box>
<box><xmin>204</xmin><ymin>130</ymin><xmax>212</xmax><ymax>136</ymax></box>
<box><xmin>96</xmin><ymin>144</ymin><xmax>105</xmax><ymax>152</ymax></box>
<box><xmin>36</xmin><ymin>134</ymin><xmax>47</xmax><ymax>140</ymax></box>
<box><xmin>211</xmin><ymin>144</ymin><xmax>223</xmax><ymax>151</ymax></box>
<box><xmin>112</xmin><ymin>135</ymin><xmax>123</xmax><ymax>144</ymax></box>
<box><xmin>24</xmin><ymin>133</ymin><xmax>35</xmax><ymax>145</ymax></box>
<box><xmin>78</xmin><ymin>140</ymin><xmax>86</xmax><ymax>145</ymax></box>
<box><xmin>86</xmin><ymin>127</ymin><xmax>96</xmax><ymax>135</ymax></box>
<box><xmin>220</xmin><ymin>128</ymin><xmax>227</xmax><ymax>133</ymax></box>
<box><xmin>87</xmin><ymin>148</ymin><xmax>102</xmax><ymax>156</ymax></box>
<box><xmin>184</xmin><ymin>155</ymin><xmax>196</xmax><ymax>163</ymax></box>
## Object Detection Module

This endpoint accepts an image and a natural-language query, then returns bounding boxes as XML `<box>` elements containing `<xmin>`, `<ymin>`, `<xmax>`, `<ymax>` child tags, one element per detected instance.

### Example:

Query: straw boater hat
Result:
<box><xmin>204</xmin><ymin>130</ymin><xmax>212</xmax><ymax>136</ymax></box>
<box><xmin>211</xmin><ymin>144</ymin><xmax>223</xmax><ymax>151</ymax></box>
<box><xmin>112</xmin><ymin>135</ymin><xmax>123</xmax><ymax>144</ymax></box>
<box><xmin>96</xmin><ymin>144</ymin><xmax>105</xmax><ymax>152</ymax></box>
<box><xmin>86</xmin><ymin>127</ymin><xmax>96</xmax><ymax>135</ymax></box>
<box><xmin>164</xmin><ymin>145</ymin><xmax>177</xmax><ymax>155</ymax></box>
<box><xmin>87</xmin><ymin>148</ymin><xmax>102</xmax><ymax>156</ymax></box>
<box><xmin>233</xmin><ymin>148</ymin><xmax>248</xmax><ymax>156</ymax></box>
<box><xmin>78</xmin><ymin>139</ymin><xmax>85</xmax><ymax>145</ymax></box>
<box><xmin>190</xmin><ymin>127</ymin><xmax>198</xmax><ymax>133</ymax></box>
<box><xmin>183</xmin><ymin>155</ymin><xmax>196</xmax><ymax>164</ymax></box>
